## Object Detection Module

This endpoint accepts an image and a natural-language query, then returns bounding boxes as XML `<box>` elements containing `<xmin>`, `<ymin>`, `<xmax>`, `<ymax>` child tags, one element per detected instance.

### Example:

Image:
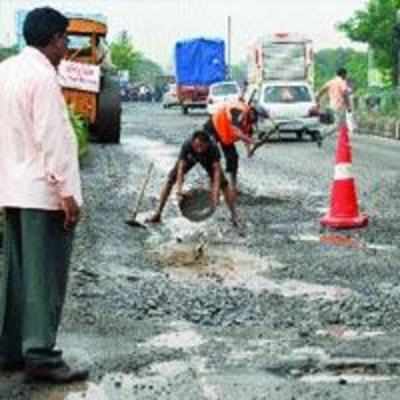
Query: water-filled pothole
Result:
<box><xmin>148</xmin><ymin>241</ymin><xmax>352</xmax><ymax>301</ymax></box>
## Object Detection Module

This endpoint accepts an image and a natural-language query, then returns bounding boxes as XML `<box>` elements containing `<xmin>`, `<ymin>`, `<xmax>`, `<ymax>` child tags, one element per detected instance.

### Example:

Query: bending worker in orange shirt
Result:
<box><xmin>204</xmin><ymin>101</ymin><xmax>257</xmax><ymax>194</ymax></box>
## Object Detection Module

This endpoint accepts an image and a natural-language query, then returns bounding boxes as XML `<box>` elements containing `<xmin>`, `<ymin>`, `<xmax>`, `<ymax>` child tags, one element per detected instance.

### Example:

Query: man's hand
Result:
<box><xmin>61</xmin><ymin>196</ymin><xmax>80</xmax><ymax>231</ymax></box>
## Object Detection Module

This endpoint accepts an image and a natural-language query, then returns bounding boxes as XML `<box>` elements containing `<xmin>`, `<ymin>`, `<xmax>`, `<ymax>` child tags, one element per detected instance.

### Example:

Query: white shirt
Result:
<box><xmin>0</xmin><ymin>46</ymin><xmax>82</xmax><ymax>210</ymax></box>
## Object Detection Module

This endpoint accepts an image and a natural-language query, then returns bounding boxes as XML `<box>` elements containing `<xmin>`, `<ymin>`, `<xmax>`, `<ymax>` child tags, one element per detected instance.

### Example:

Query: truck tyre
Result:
<box><xmin>92</xmin><ymin>74</ymin><xmax>122</xmax><ymax>144</ymax></box>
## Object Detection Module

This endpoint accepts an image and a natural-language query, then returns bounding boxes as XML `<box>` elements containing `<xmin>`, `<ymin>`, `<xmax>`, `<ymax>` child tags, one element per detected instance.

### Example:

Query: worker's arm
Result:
<box><xmin>32</xmin><ymin>74</ymin><xmax>82</xmax><ymax>230</ymax></box>
<box><xmin>232</xmin><ymin>126</ymin><xmax>254</xmax><ymax>145</ymax></box>
<box><xmin>175</xmin><ymin>160</ymin><xmax>186</xmax><ymax>197</ymax></box>
<box><xmin>210</xmin><ymin>161</ymin><xmax>221</xmax><ymax>208</ymax></box>
<box><xmin>230</xmin><ymin>108</ymin><xmax>254</xmax><ymax>145</ymax></box>
<box><xmin>343</xmin><ymin>84</ymin><xmax>352</xmax><ymax>112</ymax></box>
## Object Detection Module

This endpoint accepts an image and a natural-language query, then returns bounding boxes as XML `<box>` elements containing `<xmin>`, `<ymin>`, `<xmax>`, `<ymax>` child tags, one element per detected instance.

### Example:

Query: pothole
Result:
<box><xmin>300</xmin><ymin>373</ymin><xmax>396</xmax><ymax>384</ymax></box>
<box><xmin>266</xmin><ymin>348</ymin><xmax>400</xmax><ymax>385</ymax></box>
<box><xmin>316</xmin><ymin>326</ymin><xmax>385</xmax><ymax>340</ymax></box>
<box><xmin>147</xmin><ymin>241</ymin><xmax>352</xmax><ymax>301</ymax></box>
<box><xmin>141</xmin><ymin>329</ymin><xmax>205</xmax><ymax>350</ymax></box>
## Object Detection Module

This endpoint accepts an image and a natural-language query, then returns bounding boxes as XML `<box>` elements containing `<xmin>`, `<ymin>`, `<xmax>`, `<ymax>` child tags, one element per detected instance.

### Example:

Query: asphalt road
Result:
<box><xmin>2</xmin><ymin>103</ymin><xmax>400</xmax><ymax>400</ymax></box>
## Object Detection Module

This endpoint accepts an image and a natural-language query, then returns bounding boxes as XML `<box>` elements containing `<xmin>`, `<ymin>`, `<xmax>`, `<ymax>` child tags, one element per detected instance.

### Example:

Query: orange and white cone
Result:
<box><xmin>321</xmin><ymin>122</ymin><xmax>368</xmax><ymax>229</ymax></box>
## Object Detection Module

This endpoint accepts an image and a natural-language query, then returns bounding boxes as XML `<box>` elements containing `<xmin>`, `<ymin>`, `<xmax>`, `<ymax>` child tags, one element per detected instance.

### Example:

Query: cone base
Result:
<box><xmin>320</xmin><ymin>213</ymin><xmax>369</xmax><ymax>230</ymax></box>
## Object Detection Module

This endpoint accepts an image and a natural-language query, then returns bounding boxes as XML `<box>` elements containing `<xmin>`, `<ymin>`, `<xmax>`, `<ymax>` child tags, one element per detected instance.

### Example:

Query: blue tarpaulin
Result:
<box><xmin>175</xmin><ymin>38</ymin><xmax>226</xmax><ymax>86</ymax></box>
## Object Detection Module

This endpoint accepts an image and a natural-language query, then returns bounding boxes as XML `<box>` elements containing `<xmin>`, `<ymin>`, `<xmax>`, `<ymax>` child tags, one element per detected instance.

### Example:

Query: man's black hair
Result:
<box><xmin>23</xmin><ymin>7</ymin><xmax>69</xmax><ymax>47</ymax></box>
<box><xmin>337</xmin><ymin>68</ymin><xmax>347</xmax><ymax>79</ymax></box>
<box><xmin>192</xmin><ymin>130</ymin><xmax>211</xmax><ymax>144</ymax></box>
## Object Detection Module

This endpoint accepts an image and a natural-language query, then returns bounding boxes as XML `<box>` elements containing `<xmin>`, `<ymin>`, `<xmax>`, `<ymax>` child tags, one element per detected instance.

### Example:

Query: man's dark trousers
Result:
<box><xmin>0</xmin><ymin>208</ymin><xmax>73</xmax><ymax>368</ymax></box>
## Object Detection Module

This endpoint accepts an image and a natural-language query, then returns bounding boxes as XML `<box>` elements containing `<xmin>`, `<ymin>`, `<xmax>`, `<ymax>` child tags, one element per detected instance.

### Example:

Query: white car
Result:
<box><xmin>207</xmin><ymin>81</ymin><xmax>241</xmax><ymax>114</ymax></box>
<box><xmin>162</xmin><ymin>84</ymin><xmax>179</xmax><ymax>108</ymax></box>
<box><xmin>254</xmin><ymin>81</ymin><xmax>320</xmax><ymax>141</ymax></box>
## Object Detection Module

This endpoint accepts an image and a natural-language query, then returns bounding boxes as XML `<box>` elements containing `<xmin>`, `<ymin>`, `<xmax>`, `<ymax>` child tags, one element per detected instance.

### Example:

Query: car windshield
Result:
<box><xmin>67</xmin><ymin>35</ymin><xmax>92</xmax><ymax>51</ymax></box>
<box><xmin>211</xmin><ymin>83</ymin><xmax>239</xmax><ymax>96</ymax></box>
<box><xmin>263</xmin><ymin>86</ymin><xmax>312</xmax><ymax>103</ymax></box>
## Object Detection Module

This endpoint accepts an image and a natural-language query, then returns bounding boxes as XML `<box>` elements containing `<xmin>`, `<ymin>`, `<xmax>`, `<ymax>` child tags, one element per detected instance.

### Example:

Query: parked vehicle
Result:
<box><xmin>60</xmin><ymin>18</ymin><xmax>121</xmax><ymax>143</ymax></box>
<box><xmin>175</xmin><ymin>37</ymin><xmax>226</xmax><ymax>114</ymax></box>
<box><xmin>162</xmin><ymin>84</ymin><xmax>179</xmax><ymax>108</ymax></box>
<box><xmin>207</xmin><ymin>81</ymin><xmax>241</xmax><ymax>114</ymax></box>
<box><xmin>247</xmin><ymin>33</ymin><xmax>320</xmax><ymax>141</ymax></box>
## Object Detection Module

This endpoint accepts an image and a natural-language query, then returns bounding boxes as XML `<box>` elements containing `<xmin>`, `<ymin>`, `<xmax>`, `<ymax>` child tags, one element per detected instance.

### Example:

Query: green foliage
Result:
<box><xmin>230</xmin><ymin>61</ymin><xmax>247</xmax><ymax>84</ymax></box>
<box><xmin>338</xmin><ymin>0</ymin><xmax>400</xmax><ymax>85</ymax></box>
<box><xmin>132</xmin><ymin>57</ymin><xmax>164</xmax><ymax>86</ymax></box>
<box><xmin>315</xmin><ymin>48</ymin><xmax>368</xmax><ymax>92</ymax></box>
<box><xmin>0</xmin><ymin>46</ymin><xmax>18</xmax><ymax>62</ymax></box>
<box><xmin>109</xmin><ymin>31</ymin><xmax>164</xmax><ymax>86</ymax></box>
<box><xmin>68</xmin><ymin>108</ymin><xmax>89</xmax><ymax>159</ymax></box>
<box><xmin>110</xmin><ymin>31</ymin><xmax>142</xmax><ymax>73</ymax></box>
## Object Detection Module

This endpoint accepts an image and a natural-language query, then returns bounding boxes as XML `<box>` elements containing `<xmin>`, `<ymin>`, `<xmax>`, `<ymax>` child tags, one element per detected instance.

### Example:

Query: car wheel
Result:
<box><xmin>296</xmin><ymin>132</ymin><xmax>303</xmax><ymax>141</ymax></box>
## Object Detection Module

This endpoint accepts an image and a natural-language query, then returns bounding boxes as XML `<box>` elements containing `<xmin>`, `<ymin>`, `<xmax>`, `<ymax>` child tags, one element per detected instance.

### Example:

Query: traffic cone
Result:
<box><xmin>321</xmin><ymin>122</ymin><xmax>368</xmax><ymax>229</ymax></box>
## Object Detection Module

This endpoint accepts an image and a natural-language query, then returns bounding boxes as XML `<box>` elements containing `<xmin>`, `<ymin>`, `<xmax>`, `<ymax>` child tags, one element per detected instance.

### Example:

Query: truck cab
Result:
<box><xmin>60</xmin><ymin>18</ymin><xmax>121</xmax><ymax>143</ymax></box>
<box><xmin>247</xmin><ymin>33</ymin><xmax>320</xmax><ymax>141</ymax></box>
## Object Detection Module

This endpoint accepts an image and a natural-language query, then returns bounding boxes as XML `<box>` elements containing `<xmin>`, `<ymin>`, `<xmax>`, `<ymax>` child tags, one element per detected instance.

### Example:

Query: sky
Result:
<box><xmin>0</xmin><ymin>0</ymin><xmax>368</xmax><ymax>69</ymax></box>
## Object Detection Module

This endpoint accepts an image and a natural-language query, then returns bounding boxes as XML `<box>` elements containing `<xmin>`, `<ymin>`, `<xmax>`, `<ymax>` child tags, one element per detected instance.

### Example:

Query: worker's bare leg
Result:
<box><xmin>222</xmin><ymin>144</ymin><xmax>239</xmax><ymax>196</ymax></box>
<box><xmin>222</xmin><ymin>185</ymin><xmax>238</xmax><ymax>226</ymax></box>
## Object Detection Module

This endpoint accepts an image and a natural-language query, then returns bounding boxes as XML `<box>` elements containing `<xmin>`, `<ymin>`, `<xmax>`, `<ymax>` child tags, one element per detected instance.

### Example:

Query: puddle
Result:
<box><xmin>280</xmin><ymin>347</ymin><xmax>400</xmax><ymax>385</ymax></box>
<box><xmin>317</xmin><ymin>326</ymin><xmax>385</xmax><ymax>340</ymax></box>
<box><xmin>300</xmin><ymin>373</ymin><xmax>396</xmax><ymax>384</ymax></box>
<box><xmin>148</xmin><ymin>241</ymin><xmax>352</xmax><ymax>301</ymax></box>
<box><xmin>59</xmin><ymin>357</ymin><xmax>215</xmax><ymax>400</ymax></box>
<box><xmin>292</xmin><ymin>346</ymin><xmax>330</xmax><ymax>360</ymax></box>
<box><xmin>141</xmin><ymin>329</ymin><xmax>205</xmax><ymax>350</ymax></box>
<box><xmin>122</xmin><ymin>135</ymin><xmax>177</xmax><ymax>171</ymax></box>
<box><xmin>293</xmin><ymin>234</ymin><xmax>396</xmax><ymax>252</ymax></box>
<box><xmin>237</xmin><ymin>193</ymin><xmax>290</xmax><ymax>207</ymax></box>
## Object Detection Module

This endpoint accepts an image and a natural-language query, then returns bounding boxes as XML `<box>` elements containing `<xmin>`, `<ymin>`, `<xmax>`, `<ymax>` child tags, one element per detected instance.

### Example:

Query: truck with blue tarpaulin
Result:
<box><xmin>174</xmin><ymin>37</ymin><xmax>226</xmax><ymax>114</ymax></box>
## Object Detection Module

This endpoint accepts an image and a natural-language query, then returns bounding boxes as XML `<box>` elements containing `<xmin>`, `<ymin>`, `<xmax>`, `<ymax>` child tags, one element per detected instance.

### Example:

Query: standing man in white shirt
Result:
<box><xmin>0</xmin><ymin>7</ymin><xmax>89</xmax><ymax>383</ymax></box>
<box><xmin>316</xmin><ymin>68</ymin><xmax>352</xmax><ymax>138</ymax></box>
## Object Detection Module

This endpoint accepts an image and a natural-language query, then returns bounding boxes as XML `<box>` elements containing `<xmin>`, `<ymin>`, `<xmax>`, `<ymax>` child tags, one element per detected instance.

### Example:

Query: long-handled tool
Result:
<box><xmin>125</xmin><ymin>162</ymin><xmax>154</xmax><ymax>228</ymax></box>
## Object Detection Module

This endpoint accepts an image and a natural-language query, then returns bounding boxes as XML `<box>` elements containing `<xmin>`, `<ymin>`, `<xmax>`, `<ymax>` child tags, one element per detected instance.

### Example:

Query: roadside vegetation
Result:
<box><xmin>338</xmin><ymin>0</ymin><xmax>400</xmax><ymax>117</ymax></box>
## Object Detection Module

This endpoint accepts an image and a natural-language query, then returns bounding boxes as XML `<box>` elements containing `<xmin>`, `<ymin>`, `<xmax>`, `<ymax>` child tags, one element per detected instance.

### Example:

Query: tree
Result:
<box><xmin>110</xmin><ymin>31</ymin><xmax>141</xmax><ymax>75</ymax></box>
<box><xmin>230</xmin><ymin>61</ymin><xmax>247</xmax><ymax>84</ymax></box>
<box><xmin>131</xmin><ymin>57</ymin><xmax>164</xmax><ymax>86</ymax></box>
<box><xmin>338</xmin><ymin>0</ymin><xmax>400</xmax><ymax>85</ymax></box>
<box><xmin>315</xmin><ymin>48</ymin><xmax>368</xmax><ymax>91</ymax></box>
<box><xmin>0</xmin><ymin>45</ymin><xmax>18</xmax><ymax>62</ymax></box>
<box><xmin>109</xmin><ymin>31</ymin><xmax>164</xmax><ymax>86</ymax></box>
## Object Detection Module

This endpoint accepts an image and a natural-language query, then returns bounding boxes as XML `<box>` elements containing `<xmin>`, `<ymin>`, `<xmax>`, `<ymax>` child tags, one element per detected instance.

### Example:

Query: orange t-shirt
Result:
<box><xmin>212</xmin><ymin>102</ymin><xmax>250</xmax><ymax>146</ymax></box>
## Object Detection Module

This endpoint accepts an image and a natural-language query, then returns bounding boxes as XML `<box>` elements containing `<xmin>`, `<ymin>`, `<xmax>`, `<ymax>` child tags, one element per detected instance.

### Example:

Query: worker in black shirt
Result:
<box><xmin>147</xmin><ymin>130</ymin><xmax>238</xmax><ymax>225</ymax></box>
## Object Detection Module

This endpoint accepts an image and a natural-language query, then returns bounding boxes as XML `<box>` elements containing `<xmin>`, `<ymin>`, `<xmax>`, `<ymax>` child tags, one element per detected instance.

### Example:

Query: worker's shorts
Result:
<box><xmin>219</xmin><ymin>144</ymin><xmax>239</xmax><ymax>176</ymax></box>
<box><xmin>204</xmin><ymin>120</ymin><xmax>239</xmax><ymax>176</ymax></box>
<box><xmin>167</xmin><ymin>161</ymin><xmax>229</xmax><ymax>189</ymax></box>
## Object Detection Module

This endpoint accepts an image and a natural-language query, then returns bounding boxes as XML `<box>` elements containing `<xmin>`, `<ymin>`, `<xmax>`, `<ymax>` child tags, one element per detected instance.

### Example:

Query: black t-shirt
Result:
<box><xmin>179</xmin><ymin>136</ymin><xmax>221</xmax><ymax>170</ymax></box>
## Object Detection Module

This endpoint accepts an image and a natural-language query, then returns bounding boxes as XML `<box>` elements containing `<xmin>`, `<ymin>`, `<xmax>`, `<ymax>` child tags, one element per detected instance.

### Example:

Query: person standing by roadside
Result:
<box><xmin>316</xmin><ymin>67</ymin><xmax>352</xmax><ymax>137</ymax></box>
<box><xmin>0</xmin><ymin>7</ymin><xmax>89</xmax><ymax>383</ymax></box>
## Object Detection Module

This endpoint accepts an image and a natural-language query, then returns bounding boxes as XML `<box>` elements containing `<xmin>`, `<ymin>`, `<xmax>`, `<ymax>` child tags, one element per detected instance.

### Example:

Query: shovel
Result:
<box><xmin>125</xmin><ymin>162</ymin><xmax>154</xmax><ymax>228</ymax></box>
